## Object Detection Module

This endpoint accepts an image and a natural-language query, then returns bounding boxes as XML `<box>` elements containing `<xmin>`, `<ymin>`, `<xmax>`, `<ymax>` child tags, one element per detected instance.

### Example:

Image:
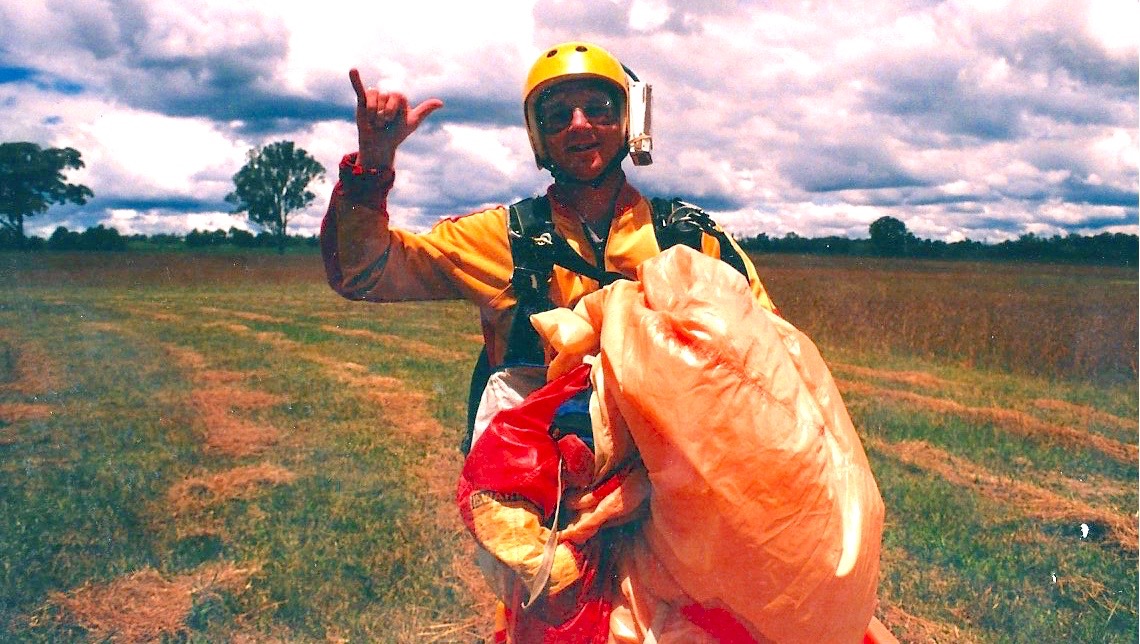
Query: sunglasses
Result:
<box><xmin>536</xmin><ymin>95</ymin><xmax>619</xmax><ymax>134</ymax></box>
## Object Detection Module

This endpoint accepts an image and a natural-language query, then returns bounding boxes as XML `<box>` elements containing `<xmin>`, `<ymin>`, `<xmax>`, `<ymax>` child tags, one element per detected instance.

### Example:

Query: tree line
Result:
<box><xmin>2</xmin><ymin>140</ymin><xmax>1135</xmax><ymax>265</ymax></box>
<box><xmin>1</xmin><ymin>225</ymin><xmax>319</xmax><ymax>252</ymax></box>
<box><xmin>740</xmin><ymin>216</ymin><xmax>1138</xmax><ymax>266</ymax></box>
<box><xmin>7</xmin><ymin>215</ymin><xmax>1134</xmax><ymax>267</ymax></box>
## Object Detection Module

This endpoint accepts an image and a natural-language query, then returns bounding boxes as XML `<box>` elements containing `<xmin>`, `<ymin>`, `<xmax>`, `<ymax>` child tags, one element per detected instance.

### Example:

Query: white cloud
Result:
<box><xmin>1084</xmin><ymin>0</ymin><xmax>1139</xmax><ymax>52</ymax></box>
<box><xmin>629</xmin><ymin>0</ymin><xmax>671</xmax><ymax>32</ymax></box>
<box><xmin>69</xmin><ymin>109</ymin><xmax>246</xmax><ymax>198</ymax></box>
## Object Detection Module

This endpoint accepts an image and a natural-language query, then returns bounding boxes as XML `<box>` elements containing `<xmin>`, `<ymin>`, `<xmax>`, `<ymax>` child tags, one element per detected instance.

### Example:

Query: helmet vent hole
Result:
<box><xmin>575</xmin><ymin>45</ymin><xmax>588</xmax><ymax>52</ymax></box>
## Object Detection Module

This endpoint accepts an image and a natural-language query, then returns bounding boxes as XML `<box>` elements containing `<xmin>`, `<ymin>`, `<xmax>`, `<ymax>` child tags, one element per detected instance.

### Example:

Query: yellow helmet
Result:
<box><xmin>523</xmin><ymin>41</ymin><xmax>629</xmax><ymax>169</ymax></box>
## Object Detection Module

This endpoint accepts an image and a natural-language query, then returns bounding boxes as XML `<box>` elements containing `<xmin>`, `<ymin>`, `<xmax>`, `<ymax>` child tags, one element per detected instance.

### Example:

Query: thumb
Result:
<box><xmin>408</xmin><ymin>98</ymin><xmax>444</xmax><ymax>126</ymax></box>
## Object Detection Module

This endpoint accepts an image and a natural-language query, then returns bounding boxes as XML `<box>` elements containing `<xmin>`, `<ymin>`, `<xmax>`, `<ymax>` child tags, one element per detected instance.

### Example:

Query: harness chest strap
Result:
<box><xmin>507</xmin><ymin>195</ymin><xmax>748</xmax><ymax>306</ymax></box>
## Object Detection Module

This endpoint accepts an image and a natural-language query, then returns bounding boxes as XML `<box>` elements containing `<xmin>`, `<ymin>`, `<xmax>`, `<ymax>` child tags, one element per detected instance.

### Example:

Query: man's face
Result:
<box><xmin>537</xmin><ymin>80</ymin><xmax>624</xmax><ymax>182</ymax></box>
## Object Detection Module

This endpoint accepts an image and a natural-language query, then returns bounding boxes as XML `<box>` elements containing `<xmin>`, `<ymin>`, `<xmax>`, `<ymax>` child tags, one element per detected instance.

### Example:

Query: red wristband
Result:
<box><xmin>338</xmin><ymin>153</ymin><xmax>393</xmax><ymax>207</ymax></box>
<box><xmin>350</xmin><ymin>163</ymin><xmax>386</xmax><ymax>176</ymax></box>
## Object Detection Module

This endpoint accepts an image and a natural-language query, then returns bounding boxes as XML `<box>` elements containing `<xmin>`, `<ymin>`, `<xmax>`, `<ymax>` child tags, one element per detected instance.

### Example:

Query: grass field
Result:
<box><xmin>0</xmin><ymin>250</ymin><xmax>1136</xmax><ymax>642</ymax></box>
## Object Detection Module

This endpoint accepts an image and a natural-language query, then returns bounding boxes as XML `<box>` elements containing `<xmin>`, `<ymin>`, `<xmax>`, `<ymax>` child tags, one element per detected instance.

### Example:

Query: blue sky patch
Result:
<box><xmin>0</xmin><ymin>65</ymin><xmax>34</xmax><ymax>84</ymax></box>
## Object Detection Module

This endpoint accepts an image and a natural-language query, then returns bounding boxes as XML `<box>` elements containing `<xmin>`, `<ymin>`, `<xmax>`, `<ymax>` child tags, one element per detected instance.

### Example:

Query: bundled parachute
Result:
<box><xmin>458</xmin><ymin>245</ymin><xmax>887</xmax><ymax>642</ymax></box>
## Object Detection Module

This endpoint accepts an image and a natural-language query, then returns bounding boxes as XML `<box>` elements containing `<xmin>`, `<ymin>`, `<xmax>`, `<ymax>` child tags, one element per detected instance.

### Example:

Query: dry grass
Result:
<box><xmin>191</xmin><ymin>387</ymin><xmax>282</xmax><ymax>410</ymax></box>
<box><xmin>85</xmin><ymin>321</ymin><xmax>123</xmax><ymax>333</ymax></box>
<box><xmin>199</xmin><ymin>369</ymin><xmax>258</xmax><ymax>385</ymax></box>
<box><xmin>202</xmin><ymin>320</ymin><xmax>254</xmax><ymax>334</ymax></box>
<box><xmin>409</xmin><ymin>445</ymin><xmax>496</xmax><ymax>630</ymax></box>
<box><xmin>200</xmin><ymin>306</ymin><xmax>289</xmax><ymax>324</ymax></box>
<box><xmin>0</xmin><ymin>402</ymin><xmax>53</xmax><ymax>423</ymax></box>
<box><xmin>320</xmin><ymin>324</ymin><xmax>470</xmax><ymax>362</ymax></box>
<box><xmin>3</xmin><ymin>253</ymin><xmax>1130</xmax><ymax>642</ymax></box>
<box><xmin>121</xmin><ymin>306</ymin><xmax>185</xmax><ymax>323</ymax></box>
<box><xmin>162</xmin><ymin>341</ymin><xmax>285</xmax><ymax>457</ymax></box>
<box><xmin>0</xmin><ymin>333</ymin><xmax>61</xmax><ymax>395</ymax></box>
<box><xmin>167</xmin><ymin>463</ymin><xmax>297</xmax><ymax>514</ymax></box>
<box><xmin>190</xmin><ymin>388</ymin><xmax>281</xmax><ymax>457</ymax></box>
<box><xmin>417</xmin><ymin>613</ymin><xmax>497</xmax><ymax>643</ymax></box>
<box><xmin>227</xmin><ymin>321</ymin><xmax>499</xmax><ymax>635</ymax></box>
<box><xmin>162</xmin><ymin>343</ymin><xmax>209</xmax><ymax>371</ymax></box>
<box><xmin>1032</xmin><ymin>398</ymin><xmax>1135</xmax><ymax>434</ymax></box>
<box><xmin>868</xmin><ymin>437</ymin><xmax>1137</xmax><ymax>551</ymax></box>
<box><xmin>51</xmin><ymin>562</ymin><xmax>255</xmax><ymax>643</ymax></box>
<box><xmin>1034</xmin><ymin>468</ymin><xmax>1133</xmax><ymax>506</ymax></box>
<box><xmin>883</xmin><ymin>603</ymin><xmax>979</xmax><ymax>644</ymax></box>
<box><xmin>251</xmin><ymin>329</ymin><xmax>301</xmax><ymax>350</ymax></box>
<box><xmin>0</xmin><ymin>334</ymin><xmax>59</xmax><ymax>440</ymax></box>
<box><xmin>839</xmin><ymin>380</ymin><xmax>1137</xmax><ymax>464</ymax></box>
<box><xmin>758</xmin><ymin>255</ymin><xmax>1137</xmax><ymax>382</ymax></box>
<box><xmin>0</xmin><ymin>251</ymin><xmax>324</xmax><ymax>288</ymax></box>
<box><xmin>830</xmin><ymin>362</ymin><xmax>951</xmax><ymax>390</ymax></box>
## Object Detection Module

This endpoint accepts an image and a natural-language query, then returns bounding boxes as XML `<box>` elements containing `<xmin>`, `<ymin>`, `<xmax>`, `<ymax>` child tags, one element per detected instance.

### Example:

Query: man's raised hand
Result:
<box><xmin>349</xmin><ymin>68</ymin><xmax>443</xmax><ymax>169</ymax></box>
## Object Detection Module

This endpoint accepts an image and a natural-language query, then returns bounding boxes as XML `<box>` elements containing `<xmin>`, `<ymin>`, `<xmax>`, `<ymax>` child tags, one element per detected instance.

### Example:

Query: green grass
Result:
<box><xmin>874</xmin><ymin>454</ymin><xmax>1135</xmax><ymax>640</ymax></box>
<box><xmin>0</xmin><ymin>251</ymin><xmax>1136</xmax><ymax>642</ymax></box>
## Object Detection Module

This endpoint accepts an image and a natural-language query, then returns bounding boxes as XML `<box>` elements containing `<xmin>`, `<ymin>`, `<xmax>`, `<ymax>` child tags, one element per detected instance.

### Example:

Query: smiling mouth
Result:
<box><xmin>566</xmin><ymin>141</ymin><xmax>599</xmax><ymax>153</ymax></box>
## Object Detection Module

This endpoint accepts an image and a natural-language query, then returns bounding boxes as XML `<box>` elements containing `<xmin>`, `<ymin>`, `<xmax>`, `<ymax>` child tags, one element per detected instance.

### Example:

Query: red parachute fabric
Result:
<box><xmin>457</xmin><ymin>364</ymin><xmax>615</xmax><ymax>643</ymax></box>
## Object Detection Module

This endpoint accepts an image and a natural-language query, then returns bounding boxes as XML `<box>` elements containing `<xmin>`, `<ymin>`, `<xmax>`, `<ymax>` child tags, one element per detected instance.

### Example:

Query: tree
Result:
<box><xmin>225</xmin><ymin>141</ymin><xmax>325</xmax><ymax>254</ymax></box>
<box><xmin>868</xmin><ymin>215</ymin><xmax>913</xmax><ymax>256</ymax></box>
<box><xmin>0</xmin><ymin>142</ymin><xmax>94</xmax><ymax>249</ymax></box>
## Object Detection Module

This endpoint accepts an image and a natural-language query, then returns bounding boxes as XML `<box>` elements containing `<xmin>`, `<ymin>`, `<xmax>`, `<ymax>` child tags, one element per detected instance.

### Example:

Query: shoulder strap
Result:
<box><xmin>503</xmin><ymin>196</ymin><xmax>629</xmax><ymax>365</ymax></box>
<box><xmin>503</xmin><ymin>197</ymin><xmax>554</xmax><ymax>365</ymax></box>
<box><xmin>650</xmin><ymin>198</ymin><xmax>750</xmax><ymax>279</ymax></box>
<box><xmin>507</xmin><ymin>196</ymin><xmax>555</xmax><ymax>309</ymax></box>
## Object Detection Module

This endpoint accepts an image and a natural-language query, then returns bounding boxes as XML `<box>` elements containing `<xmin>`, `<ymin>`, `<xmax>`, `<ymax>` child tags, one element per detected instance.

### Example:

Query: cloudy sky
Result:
<box><xmin>1</xmin><ymin>0</ymin><xmax>1136</xmax><ymax>242</ymax></box>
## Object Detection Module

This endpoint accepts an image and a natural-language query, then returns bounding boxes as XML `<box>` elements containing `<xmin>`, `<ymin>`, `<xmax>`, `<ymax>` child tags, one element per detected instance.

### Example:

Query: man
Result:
<box><xmin>321</xmin><ymin>41</ymin><xmax>777</xmax><ymax>373</ymax></box>
<box><xmin>321</xmin><ymin>43</ymin><xmax>894</xmax><ymax>643</ymax></box>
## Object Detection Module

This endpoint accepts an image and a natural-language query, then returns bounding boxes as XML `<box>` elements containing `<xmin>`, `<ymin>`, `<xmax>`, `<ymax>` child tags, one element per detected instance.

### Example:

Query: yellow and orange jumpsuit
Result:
<box><xmin>320</xmin><ymin>153</ymin><xmax>777</xmax><ymax>362</ymax></box>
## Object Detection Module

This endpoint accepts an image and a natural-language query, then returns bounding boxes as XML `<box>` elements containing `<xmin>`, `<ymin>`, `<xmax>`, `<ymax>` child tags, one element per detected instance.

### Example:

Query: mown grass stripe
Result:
<box><xmin>882</xmin><ymin>601</ymin><xmax>982</xmax><ymax>643</ymax></box>
<box><xmin>867</xmin><ymin>437</ymin><xmax>1136</xmax><ymax>551</ymax></box>
<box><xmin>167</xmin><ymin>464</ymin><xmax>297</xmax><ymax>514</ymax></box>
<box><xmin>841</xmin><ymin>379</ymin><xmax>1137</xmax><ymax>464</ymax></box>
<box><xmin>1031</xmin><ymin>397</ymin><xmax>1136</xmax><ymax>440</ymax></box>
<box><xmin>830</xmin><ymin>361</ymin><xmax>953</xmax><ymax>390</ymax></box>
<box><xmin>320</xmin><ymin>324</ymin><xmax>470</xmax><ymax>362</ymax></box>
<box><xmin>108</xmin><ymin>300</ymin><xmax>492</xmax><ymax>638</ymax></box>
<box><xmin>0</xmin><ymin>331</ymin><xmax>63</xmax><ymax>396</ymax></box>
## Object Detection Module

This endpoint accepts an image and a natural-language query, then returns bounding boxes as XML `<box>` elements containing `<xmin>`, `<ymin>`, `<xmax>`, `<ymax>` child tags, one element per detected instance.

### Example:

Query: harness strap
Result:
<box><xmin>544</xmin><ymin>232</ymin><xmax>628</xmax><ymax>286</ymax></box>
<box><xmin>503</xmin><ymin>198</ymin><xmax>556</xmax><ymax>365</ymax></box>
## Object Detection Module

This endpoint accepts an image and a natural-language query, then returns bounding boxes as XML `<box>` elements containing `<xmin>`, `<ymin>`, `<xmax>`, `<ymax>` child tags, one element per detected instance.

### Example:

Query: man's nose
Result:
<box><xmin>567</xmin><ymin>107</ymin><xmax>590</xmax><ymax>129</ymax></box>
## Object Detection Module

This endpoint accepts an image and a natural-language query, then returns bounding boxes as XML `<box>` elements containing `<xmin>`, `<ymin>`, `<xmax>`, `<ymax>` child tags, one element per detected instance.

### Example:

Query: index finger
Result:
<box><xmin>348</xmin><ymin>68</ymin><xmax>367</xmax><ymax>106</ymax></box>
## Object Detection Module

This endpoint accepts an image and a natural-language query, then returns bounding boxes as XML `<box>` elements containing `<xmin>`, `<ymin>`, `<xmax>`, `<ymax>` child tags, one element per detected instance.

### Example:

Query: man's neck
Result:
<box><xmin>552</xmin><ymin>169</ymin><xmax>626</xmax><ymax>226</ymax></box>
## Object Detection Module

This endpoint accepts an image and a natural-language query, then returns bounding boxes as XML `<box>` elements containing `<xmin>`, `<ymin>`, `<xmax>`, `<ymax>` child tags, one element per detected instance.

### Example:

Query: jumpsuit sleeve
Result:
<box><xmin>320</xmin><ymin>153</ymin><xmax>515</xmax><ymax>309</ymax></box>
<box><xmin>724</xmin><ymin>234</ymin><xmax>779</xmax><ymax>314</ymax></box>
<box><xmin>698</xmin><ymin>230</ymin><xmax>779</xmax><ymax>314</ymax></box>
